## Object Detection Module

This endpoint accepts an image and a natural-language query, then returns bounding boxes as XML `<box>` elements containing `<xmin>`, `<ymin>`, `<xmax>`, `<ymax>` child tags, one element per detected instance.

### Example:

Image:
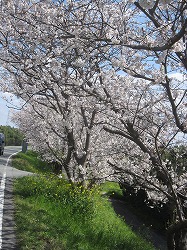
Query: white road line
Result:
<box><xmin>0</xmin><ymin>152</ymin><xmax>20</xmax><ymax>249</ymax></box>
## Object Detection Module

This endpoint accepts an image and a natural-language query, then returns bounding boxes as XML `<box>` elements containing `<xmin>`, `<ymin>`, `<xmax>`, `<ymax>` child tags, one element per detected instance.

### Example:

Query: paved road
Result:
<box><xmin>0</xmin><ymin>146</ymin><xmax>33</xmax><ymax>250</ymax></box>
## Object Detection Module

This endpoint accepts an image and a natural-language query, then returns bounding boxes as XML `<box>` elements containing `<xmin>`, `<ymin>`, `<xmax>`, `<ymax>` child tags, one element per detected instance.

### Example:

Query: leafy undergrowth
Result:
<box><xmin>12</xmin><ymin>151</ymin><xmax>155</xmax><ymax>250</ymax></box>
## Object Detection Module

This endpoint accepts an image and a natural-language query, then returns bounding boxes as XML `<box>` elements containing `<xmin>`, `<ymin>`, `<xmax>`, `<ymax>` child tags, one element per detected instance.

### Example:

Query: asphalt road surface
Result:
<box><xmin>0</xmin><ymin>146</ymin><xmax>33</xmax><ymax>250</ymax></box>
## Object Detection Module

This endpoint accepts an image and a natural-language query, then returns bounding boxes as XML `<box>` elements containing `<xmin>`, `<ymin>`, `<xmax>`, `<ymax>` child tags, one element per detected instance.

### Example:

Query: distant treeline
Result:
<box><xmin>0</xmin><ymin>125</ymin><xmax>24</xmax><ymax>146</ymax></box>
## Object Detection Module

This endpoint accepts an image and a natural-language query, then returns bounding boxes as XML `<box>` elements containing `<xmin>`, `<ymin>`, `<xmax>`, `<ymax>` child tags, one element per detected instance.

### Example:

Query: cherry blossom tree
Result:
<box><xmin>94</xmin><ymin>73</ymin><xmax>187</xmax><ymax>249</ymax></box>
<box><xmin>12</xmin><ymin>93</ymin><xmax>114</xmax><ymax>186</ymax></box>
<box><xmin>0</xmin><ymin>0</ymin><xmax>186</xmax><ymax>248</ymax></box>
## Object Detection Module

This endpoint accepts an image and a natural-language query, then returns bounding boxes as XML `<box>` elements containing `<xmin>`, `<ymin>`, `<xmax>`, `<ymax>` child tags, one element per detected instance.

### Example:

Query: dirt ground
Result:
<box><xmin>110</xmin><ymin>198</ymin><xmax>167</xmax><ymax>250</ymax></box>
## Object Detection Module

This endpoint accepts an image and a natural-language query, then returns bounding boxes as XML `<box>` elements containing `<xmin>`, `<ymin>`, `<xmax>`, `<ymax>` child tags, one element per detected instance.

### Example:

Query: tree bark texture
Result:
<box><xmin>167</xmin><ymin>220</ymin><xmax>187</xmax><ymax>250</ymax></box>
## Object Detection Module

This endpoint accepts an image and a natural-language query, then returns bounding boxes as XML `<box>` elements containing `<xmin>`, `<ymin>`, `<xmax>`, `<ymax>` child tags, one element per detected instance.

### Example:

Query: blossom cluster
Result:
<box><xmin>0</xmin><ymin>0</ymin><xmax>186</xmax><ymax>217</ymax></box>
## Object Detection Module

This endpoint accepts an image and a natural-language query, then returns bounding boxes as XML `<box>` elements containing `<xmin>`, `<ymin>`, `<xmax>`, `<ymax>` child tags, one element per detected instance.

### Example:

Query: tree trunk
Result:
<box><xmin>167</xmin><ymin>220</ymin><xmax>187</xmax><ymax>250</ymax></box>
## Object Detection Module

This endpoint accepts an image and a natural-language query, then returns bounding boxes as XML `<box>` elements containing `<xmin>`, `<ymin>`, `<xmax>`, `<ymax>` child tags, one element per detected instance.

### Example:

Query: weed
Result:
<box><xmin>13</xmin><ymin>151</ymin><xmax>155</xmax><ymax>250</ymax></box>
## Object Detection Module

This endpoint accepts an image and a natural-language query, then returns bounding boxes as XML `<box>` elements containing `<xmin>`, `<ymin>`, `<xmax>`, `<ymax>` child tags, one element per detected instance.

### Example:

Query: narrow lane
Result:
<box><xmin>0</xmin><ymin>146</ymin><xmax>33</xmax><ymax>249</ymax></box>
<box><xmin>0</xmin><ymin>146</ymin><xmax>20</xmax><ymax>249</ymax></box>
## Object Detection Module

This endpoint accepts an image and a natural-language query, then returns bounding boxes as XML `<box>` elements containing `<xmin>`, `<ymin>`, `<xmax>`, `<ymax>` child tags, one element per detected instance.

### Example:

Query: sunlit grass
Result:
<box><xmin>100</xmin><ymin>181</ymin><xmax>124</xmax><ymax>199</ymax></box>
<box><xmin>13</xmin><ymin>151</ymin><xmax>155</xmax><ymax>250</ymax></box>
<box><xmin>11</xmin><ymin>150</ymin><xmax>53</xmax><ymax>173</ymax></box>
<box><xmin>14</xmin><ymin>176</ymin><xmax>154</xmax><ymax>250</ymax></box>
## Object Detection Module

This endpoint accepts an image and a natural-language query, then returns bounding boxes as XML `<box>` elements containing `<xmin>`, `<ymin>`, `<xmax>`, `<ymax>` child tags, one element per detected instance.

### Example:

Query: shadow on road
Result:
<box><xmin>2</xmin><ymin>177</ymin><xmax>19</xmax><ymax>250</ymax></box>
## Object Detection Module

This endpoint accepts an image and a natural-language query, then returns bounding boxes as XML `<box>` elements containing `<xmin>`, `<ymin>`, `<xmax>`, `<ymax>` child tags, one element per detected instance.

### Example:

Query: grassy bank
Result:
<box><xmin>11</xmin><ymin>150</ymin><xmax>53</xmax><ymax>174</ymax></box>
<box><xmin>12</xmin><ymin>151</ymin><xmax>155</xmax><ymax>250</ymax></box>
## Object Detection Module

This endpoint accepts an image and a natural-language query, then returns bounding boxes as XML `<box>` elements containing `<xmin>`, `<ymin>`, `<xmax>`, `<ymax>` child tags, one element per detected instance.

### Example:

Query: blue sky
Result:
<box><xmin>0</xmin><ymin>93</ymin><xmax>19</xmax><ymax>127</ymax></box>
<box><xmin>0</xmin><ymin>96</ymin><xmax>13</xmax><ymax>126</ymax></box>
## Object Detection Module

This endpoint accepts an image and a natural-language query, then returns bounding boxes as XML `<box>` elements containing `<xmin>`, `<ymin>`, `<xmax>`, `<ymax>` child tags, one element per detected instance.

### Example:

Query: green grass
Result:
<box><xmin>100</xmin><ymin>181</ymin><xmax>124</xmax><ymax>199</ymax></box>
<box><xmin>11</xmin><ymin>150</ymin><xmax>53</xmax><ymax>174</ymax></box>
<box><xmin>12</xmin><ymin>151</ymin><xmax>155</xmax><ymax>250</ymax></box>
<box><xmin>101</xmin><ymin>182</ymin><xmax>167</xmax><ymax>235</ymax></box>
